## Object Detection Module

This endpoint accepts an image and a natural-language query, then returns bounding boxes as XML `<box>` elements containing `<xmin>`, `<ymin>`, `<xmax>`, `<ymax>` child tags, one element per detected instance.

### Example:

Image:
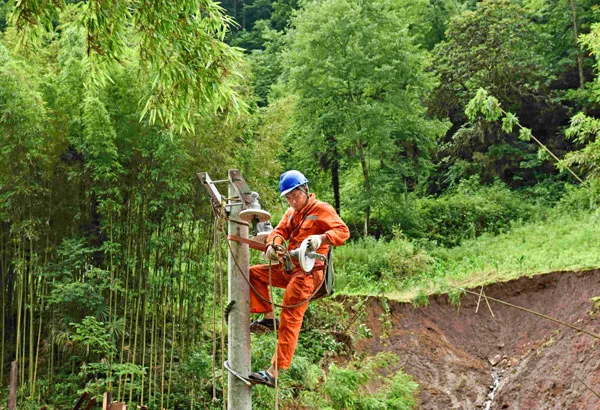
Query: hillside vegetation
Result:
<box><xmin>336</xmin><ymin>192</ymin><xmax>600</xmax><ymax>301</ymax></box>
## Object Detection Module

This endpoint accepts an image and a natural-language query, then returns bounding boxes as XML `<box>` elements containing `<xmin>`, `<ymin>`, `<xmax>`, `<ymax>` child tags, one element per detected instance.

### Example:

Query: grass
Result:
<box><xmin>335</xmin><ymin>209</ymin><xmax>600</xmax><ymax>302</ymax></box>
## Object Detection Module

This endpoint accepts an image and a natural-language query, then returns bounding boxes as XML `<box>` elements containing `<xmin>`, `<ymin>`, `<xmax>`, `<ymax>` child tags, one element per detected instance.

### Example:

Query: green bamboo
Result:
<box><xmin>32</xmin><ymin>276</ymin><xmax>45</xmax><ymax>398</ymax></box>
<box><xmin>160</xmin><ymin>287</ymin><xmax>167</xmax><ymax>410</ymax></box>
<box><xmin>1</xmin><ymin>224</ymin><xmax>6</xmax><ymax>384</ymax></box>
<box><xmin>139</xmin><ymin>267</ymin><xmax>149</xmax><ymax>407</ymax></box>
<box><xmin>118</xmin><ymin>198</ymin><xmax>133</xmax><ymax>401</ymax></box>
<box><xmin>130</xmin><ymin>199</ymin><xmax>146</xmax><ymax>403</ymax></box>
<box><xmin>166</xmin><ymin>285</ymin><xmax>177</xmax><ymax>410</ymax></box>
<box><xmin>28</xmin><ymin>222</ymin><xmax>35</xmax><ymax>393</ymax></box>
<box><xmin>15</xmin><ymin>239</ymin><xmax>23</xmax><ymax>392</ymax></box>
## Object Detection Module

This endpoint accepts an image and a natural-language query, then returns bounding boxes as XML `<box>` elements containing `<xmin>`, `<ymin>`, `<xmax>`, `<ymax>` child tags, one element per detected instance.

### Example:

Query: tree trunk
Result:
<box><xmin>28</xmin><ymin>232</ymin><xmax>34</xmax><ymax>392</ymax></box>
<box><xmin>1</xmin><ymin>227</ymin><xmax>5</xmax><ymax>384</ymax></box>
<box><xmin>569</xmin><ymin>0</ymin><xmax>585</xmax><ymax>89</ymax></box>
<box><xmin>242</xmin><ymin>0</ymin><xmax>246</xmax><ymax>30</ymax></box>
<box><xmin>160</xmin><ymin>289</ymin><xmax>167</xmax><ymax>410</ymax></box>
<box><xmin>330</xmin><ymin>138</ymin><xmax>341</xmax><ymax>216</ymax></box>
<box><xmin>15</xmin><ymin>242</ymin><xmax>23</xmax><ymax>391</ymax></box>
<box><xmin>358</xmin><ymin>142</ymin><xmax>371</xmax><ymax>236</ymax></box>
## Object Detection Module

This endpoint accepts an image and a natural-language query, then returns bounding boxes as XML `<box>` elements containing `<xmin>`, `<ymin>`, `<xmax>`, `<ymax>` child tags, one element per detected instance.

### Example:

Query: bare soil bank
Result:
<box><xmin>352</xmin><ymin>269</ymin><xmax>600</xmax><ymax>409</ymax></box>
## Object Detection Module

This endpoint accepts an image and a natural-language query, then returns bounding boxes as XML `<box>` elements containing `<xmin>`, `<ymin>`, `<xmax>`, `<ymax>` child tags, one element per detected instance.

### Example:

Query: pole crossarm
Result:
<box><xmin>197</xmin><ymin>172</ymin><xmax>227</xmax><ymax>217</ymax></box>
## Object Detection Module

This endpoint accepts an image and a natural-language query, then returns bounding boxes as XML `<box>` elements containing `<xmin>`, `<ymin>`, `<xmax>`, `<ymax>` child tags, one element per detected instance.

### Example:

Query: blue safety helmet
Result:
<box><xmin>279</xmin><ymin>170</ymin><xmax>308</xmax><ymax>196</ymax></box>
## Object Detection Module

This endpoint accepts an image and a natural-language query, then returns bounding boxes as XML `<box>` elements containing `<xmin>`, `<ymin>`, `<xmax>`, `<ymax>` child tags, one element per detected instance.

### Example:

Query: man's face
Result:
<box><xmin>285</xmin><ymin>188</ymin><xmax>308</xmax><ymax>211</ymax></box>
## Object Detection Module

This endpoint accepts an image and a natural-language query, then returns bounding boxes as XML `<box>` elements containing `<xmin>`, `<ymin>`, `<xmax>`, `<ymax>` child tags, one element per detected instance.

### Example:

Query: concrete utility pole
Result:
<box><xmin>226</xmin><ymin>170</ymin><xmax>252</xmax><ymax>410</ymax></box>
<box><xmin>199</xmin><ymin>169</ymin><xmax>269</xmax><ymax>410</ymax></box>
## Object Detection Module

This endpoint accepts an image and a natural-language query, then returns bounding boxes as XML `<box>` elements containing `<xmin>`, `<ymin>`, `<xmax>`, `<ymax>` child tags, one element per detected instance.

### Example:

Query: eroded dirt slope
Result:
<box><xmin>353</xmin><ymin>269</ymin><xmax>600</xmax><ymax>409</ymax></box>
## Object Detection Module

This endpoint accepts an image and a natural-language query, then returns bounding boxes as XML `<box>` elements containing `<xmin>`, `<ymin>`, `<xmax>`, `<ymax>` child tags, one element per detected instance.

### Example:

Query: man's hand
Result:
<box><xmin>265</xmin><ymin>245</ymin><xmax>280</xmax><ymax>261</ymax></box>
<box><xmin>306</xmin><ymin>235</ymin><xmax>322</xmax><ymax>251</ymax></box>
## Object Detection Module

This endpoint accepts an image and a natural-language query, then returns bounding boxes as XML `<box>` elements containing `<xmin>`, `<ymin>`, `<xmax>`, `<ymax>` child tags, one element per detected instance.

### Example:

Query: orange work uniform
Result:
<box><xmin>250</xmin><ymin>193</ymin><xmax>350</xmax><ymax>369</ymax></box>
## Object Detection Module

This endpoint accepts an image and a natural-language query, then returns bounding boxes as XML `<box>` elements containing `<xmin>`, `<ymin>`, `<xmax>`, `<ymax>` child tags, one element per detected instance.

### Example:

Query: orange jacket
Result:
<box><xmin>266</xmin><ymin>193</ymin><xmax>349</xmax><ymax>255</ymax></box>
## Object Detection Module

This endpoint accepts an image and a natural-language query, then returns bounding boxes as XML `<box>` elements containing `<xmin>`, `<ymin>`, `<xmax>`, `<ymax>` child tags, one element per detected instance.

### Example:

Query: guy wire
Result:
<box><xmin>459</xmin><ymin>287</ymin><xmax>600</xmax><ymax>340</ymax></box>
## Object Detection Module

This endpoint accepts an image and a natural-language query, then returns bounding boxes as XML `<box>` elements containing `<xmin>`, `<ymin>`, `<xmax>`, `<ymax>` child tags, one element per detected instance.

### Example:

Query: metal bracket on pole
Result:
<box><xmin>224</xmin><ymin>360</ymin><xmax>252</xmax><ymax>387</ymax></box>
<box><xmin>228</xmin><ymin>169</ymin><xmax>254</xmax><ymax>208</ymax></box>
<box><xmin>197</xmin><ymin>172</ymin><xmax>227</xmax><ymax>218</ymax></box>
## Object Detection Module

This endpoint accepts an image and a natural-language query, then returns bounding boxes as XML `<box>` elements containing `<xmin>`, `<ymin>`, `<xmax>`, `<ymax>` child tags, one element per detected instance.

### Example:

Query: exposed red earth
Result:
<box><xmin>352</xmin><ymin>269</ymin><xmax>600</xmax><ymax>409</ymax></box>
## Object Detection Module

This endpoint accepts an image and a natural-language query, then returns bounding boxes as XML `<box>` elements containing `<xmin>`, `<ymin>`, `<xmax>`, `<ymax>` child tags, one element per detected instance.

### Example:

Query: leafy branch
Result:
<box><xmin>465</xmin><ymin>88</ymin><xmax>585</xmax><ymax>184</ymax></box>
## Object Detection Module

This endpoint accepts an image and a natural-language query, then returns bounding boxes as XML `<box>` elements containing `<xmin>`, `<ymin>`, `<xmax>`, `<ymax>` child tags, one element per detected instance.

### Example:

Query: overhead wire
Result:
<box><xmin>462</xmin><ymin>286</ymin><xmax>600</xmax><ymax>401</ymax></box>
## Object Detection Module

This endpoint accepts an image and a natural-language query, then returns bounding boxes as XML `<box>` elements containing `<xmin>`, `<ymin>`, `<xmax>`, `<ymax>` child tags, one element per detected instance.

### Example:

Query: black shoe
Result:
<box><xmin>248</xmin><ymin>370</ymin><xmax>277</xmax><ymax>388</ymax></box>
<box><xmin>250</xmin><ymin>318</ymin><xmax>280</xmax><ymax>334</ymax></box>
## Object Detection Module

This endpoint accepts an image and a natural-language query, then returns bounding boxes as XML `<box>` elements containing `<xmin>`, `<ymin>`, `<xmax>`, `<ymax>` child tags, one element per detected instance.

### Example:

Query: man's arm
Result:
<box><xmin>318</xmin><ymin>203</ymin><xmax>350</xmax><ymax>247</ymax></box>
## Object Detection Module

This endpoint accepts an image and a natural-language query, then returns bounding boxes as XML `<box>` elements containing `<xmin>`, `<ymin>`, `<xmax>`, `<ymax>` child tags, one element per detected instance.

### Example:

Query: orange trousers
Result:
<box><xmin>249</xmin><ymin>263</ymin><xmax>323</xmax><ymax>370</ymax></box>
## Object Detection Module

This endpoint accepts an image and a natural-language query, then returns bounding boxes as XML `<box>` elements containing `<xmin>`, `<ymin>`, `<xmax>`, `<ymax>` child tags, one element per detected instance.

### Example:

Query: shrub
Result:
<box><xmin>415</xmin><ymin>177</ymin><xmax>538</xmax><ymax>246</ymax></box>
<box><xmin>335</xmin><ymin>236</ymin><xmax>391</xmax><ymax>282</ymax></box>
<box><xmin>555</xmin><ymin>181</ymin><xmax>600</xmax><ymax>214</ymax></box>
<box><xmin>385</xmin><ymin>229</ymin><xmax>433</xmax><ymax>280</ymax></box>
<box><xmin>323</xmin><ymin>352</ymin><xmax>418</xmax><ymax>409</ymax></box>
<box><xmin>336</xmin><ymin>233</ymin><xmax>433</xmax><ymax>293</ymax></box>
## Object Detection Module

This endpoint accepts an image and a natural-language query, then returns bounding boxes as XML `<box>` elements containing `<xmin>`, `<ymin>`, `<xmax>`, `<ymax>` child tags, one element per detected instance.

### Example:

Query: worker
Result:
<box><xmin>247</xmin><ymin>170</ymin><xmax>350</xmax><ymax>387</ymax></box>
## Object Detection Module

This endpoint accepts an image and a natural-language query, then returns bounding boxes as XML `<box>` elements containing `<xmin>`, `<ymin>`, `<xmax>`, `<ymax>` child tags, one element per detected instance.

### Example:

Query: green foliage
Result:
<box><xmin>518</xmin><ymin>127</ymin><xmax>533</xmax><ymax>142</ymax></box>
<box><xmin>323</xmin><ymin>353</ymin><xmax>418</xmax><ymax>409</ymax></box>
<box><xmin>246</xmin><ymin>20</ymin><xmax>286</xmax><ymax>105</ymax></box>
<box><xmin>0</xmin><ymin>6</ymin><xmax>258</xmax><ymax>406</ymax></box>
<box><xmin>411</xmin><ymin>291</ymin><xmax>429</xmax><ymax>308</ymax></box>
<box><xmin>416</xmin><ymin>177</ymin><xmax>539</xmax><ymax>247</ymax></box>
<box><xmin>465</xmin><ymin>88</ymin><xmax>586</xmax><ymax>185</ymax></box>
<box><xmin>447</xmin><ymin>288</ymin><xmax>464</xmax><ymax>307</ymax></box>
<box><xmin>335</xmin><ymin>236</ymin><xmax>395</xmax><ymax>290</ymax></box>
<box><xmin>9</xmin><ymin>1</ymin><xmax>245</xmax><ymax>131</ymax></box>
<box><xmin>282</xmin><ymin>0</ymin><xmax>449</xmax><ymax>234</ymax></box>
<box><xmin>396</xmin><ymin>202</ymin><xmax>600</xmax><ymax>299</ymax></box>
<box><xmin>465</xmin><ymin>89</ymin><xmax>503</xmax><ymax>123</ymax></box>
<box><xmin>561</xmin><ymin>112</ymin><xmax>600</xmax><ymax>181</ymax></box>
<box><xmin>386</xmin><ymin>228</ymin><xmax>433</xmax><ymax>279</ymax></box>
<box><xmin>46</xmin><ymin>238</ymin><xmax>110</xmax><ymax>323</ymax></box>
<box><xmin>335</xmin><ymin>232</ymin><xmax>434</xmax><ymax>294</ymax></box>
<box><xmin>70</xmin><ymin>316</ymin><xmax>115</xmax><ymax>358</ymax></box>
<box><xmin>555</xmin><ymin>180</ymin><xmax>600</xmax><ymax>212</ymax></box>
<box><xmin>79</xmin><ymin>362</ymin><xmax>145</xmax><ymax>402</ymax></box>
<box><xmin>429</xmin><ymin>0</ymin><xmax>565</xmax><ymax>188</ymax></box>
<box><xmin>430</xmin><ymin>0</ymin><xmax>551</xmax><ymax>119</ymax></box>
<box><xmin>525</xmin><ymin>0</ymin><xmax>598</xmax><ymax>85</ymax></box>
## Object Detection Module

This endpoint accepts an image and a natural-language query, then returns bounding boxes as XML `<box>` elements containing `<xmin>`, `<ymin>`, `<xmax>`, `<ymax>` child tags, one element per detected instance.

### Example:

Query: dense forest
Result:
<box><xmin>0</xmin><ymin>0</ymin><xmax>599</xmax><ymax>408</ymax></box>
